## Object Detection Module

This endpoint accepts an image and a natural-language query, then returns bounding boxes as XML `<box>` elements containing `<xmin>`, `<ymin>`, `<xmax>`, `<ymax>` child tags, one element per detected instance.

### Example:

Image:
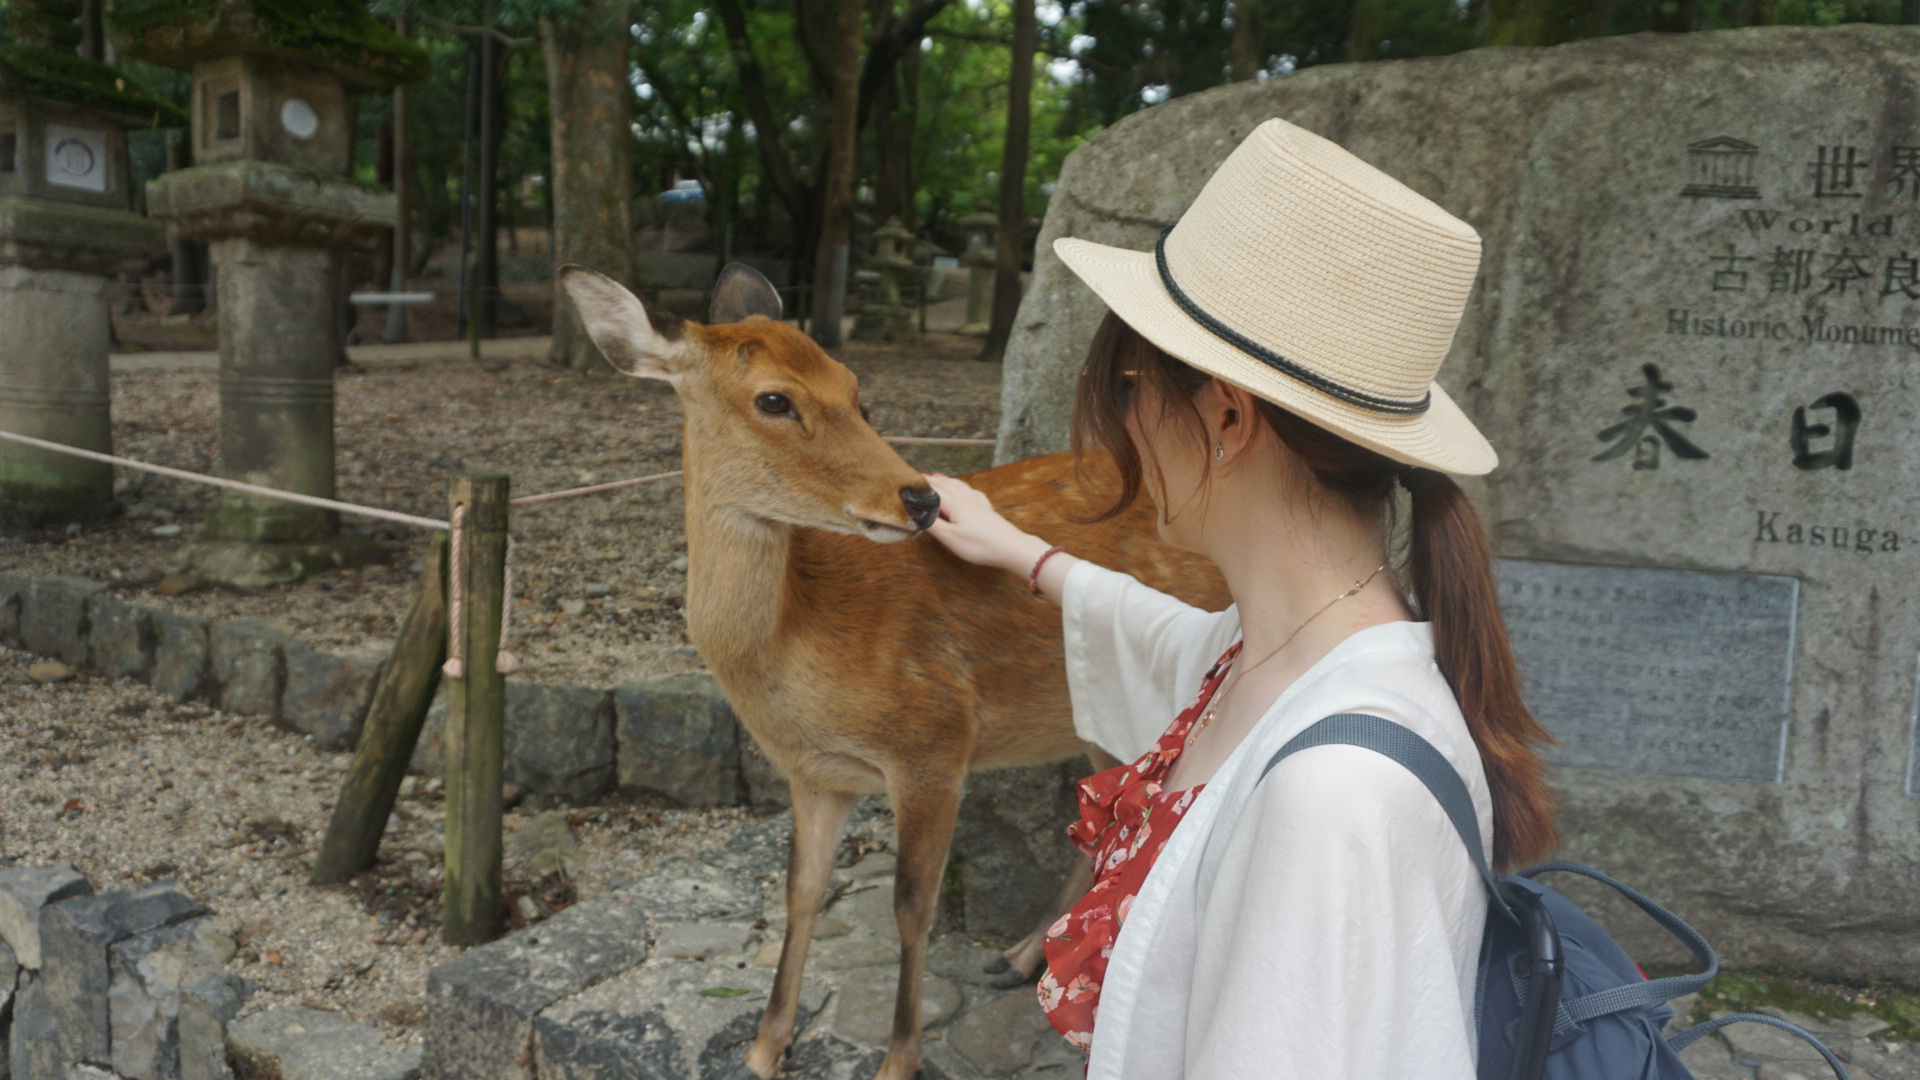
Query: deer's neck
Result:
<box><xmin>681</xmin><ymin>482</ymin><xmax>793</xmax><ymax>669</ymax></box>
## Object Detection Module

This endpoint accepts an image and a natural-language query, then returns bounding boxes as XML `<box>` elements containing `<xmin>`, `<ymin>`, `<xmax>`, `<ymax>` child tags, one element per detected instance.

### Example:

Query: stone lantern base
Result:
<box><xmin>0</xmin><ymin>198</ymin><xmax>165</xmax><ymax>530</ymax></box>
<box><xmin>146</xmin><ymin>161</ymin><xmax>396</xmax><ymax>586</ymax></box>
<box><xmin>173</xmin><ymin>535</ymin><xmax>389</xmax><ymax>590</ymax></box>
<box><xmin>851</xmin><ymin>301</ymin><xmax>915</xmax><ymax>343</ymax></box>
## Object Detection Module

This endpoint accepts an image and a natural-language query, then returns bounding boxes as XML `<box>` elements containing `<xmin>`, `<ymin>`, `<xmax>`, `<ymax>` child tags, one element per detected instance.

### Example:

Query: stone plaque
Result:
<box><xmin>43</xmin><ymin>123</ymin><xmax>107</xmax><ymax>192</ymax></box>
<box><xmin>1496</xmin><ymin>559</ymin><xmax>1798</xmax><ymax>783</ymax></box>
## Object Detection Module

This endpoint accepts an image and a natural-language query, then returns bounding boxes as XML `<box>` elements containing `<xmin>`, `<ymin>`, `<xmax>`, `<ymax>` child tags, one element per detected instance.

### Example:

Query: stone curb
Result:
<box><xmin>0</xmin><ymin>570</ymin><xmax>773</xmax><ymax>809</ymax></box>
<box><xmin>0</xmin><ymin>571</ymin><xmax>384</xmax><ymax>753</ymax></box>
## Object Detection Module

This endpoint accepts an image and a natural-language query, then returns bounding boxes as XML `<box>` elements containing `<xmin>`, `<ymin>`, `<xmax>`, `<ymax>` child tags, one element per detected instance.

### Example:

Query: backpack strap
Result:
<box><xmin>1669</xmin><ymin>1013</ymin><xmax>1853</xmax><ymax>1080</ymax></box>
<box><xmin>1259</xmin><ymin>712</ymin><xmax>1514</xmax><ymax>923</ymax></box>
<box><xmin>1519</xmin><ymin>863</ymin><xmax>1718</xmax><ymax>1022</ymax></box>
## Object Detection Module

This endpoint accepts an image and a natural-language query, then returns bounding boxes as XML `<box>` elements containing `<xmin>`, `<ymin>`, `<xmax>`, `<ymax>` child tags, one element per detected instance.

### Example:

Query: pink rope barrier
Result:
<box><xmin>0</xmin><ymin>429</ymin><xmax>994</xmax><ymax>520</ymax></box>
<box><xmin>0</xmin><ymin>429</ymin><xmax>450</xmax><ymax>532</ymax></box>
<box><xmin>508</xmin><ymin>470</ymin><xmax>684</xmax><ymax>507</ymax></box>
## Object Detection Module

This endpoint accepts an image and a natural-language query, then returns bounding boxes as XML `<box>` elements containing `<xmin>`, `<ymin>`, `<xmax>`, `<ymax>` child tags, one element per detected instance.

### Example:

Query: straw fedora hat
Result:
<box><xmin>1054</xmin><ymin>118</ymin><xmax>1497</xmax><ymax>475</ymax></box>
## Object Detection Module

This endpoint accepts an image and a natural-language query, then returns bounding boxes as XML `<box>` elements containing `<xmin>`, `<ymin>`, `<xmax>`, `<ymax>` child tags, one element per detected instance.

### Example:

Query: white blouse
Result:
<box><xmin>1060</xmin><ymin>559</ymin><xmax>1492</xmax><ymax>1080</ymax></box>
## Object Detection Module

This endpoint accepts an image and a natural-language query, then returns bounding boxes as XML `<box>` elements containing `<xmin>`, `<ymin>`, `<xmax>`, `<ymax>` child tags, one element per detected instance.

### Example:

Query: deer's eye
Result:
<box><xmin>755</xmin><ymin>392</ymin><xmax>793</xmax><ymax>416</ymax></box>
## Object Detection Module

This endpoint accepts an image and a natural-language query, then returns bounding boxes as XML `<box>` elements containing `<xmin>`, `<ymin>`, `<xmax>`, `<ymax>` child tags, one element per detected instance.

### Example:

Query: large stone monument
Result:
<box><xmin>115</xmin><ymin>0</ymin><xmax>427</xmax><ymax>586</ymax></box>
<box><xmin>992</xmin><ymin>26</ymin><xmax>1920</xmax><ymax>983</ymax></box>
<box><xmin>0</xmin><ymin>20</ymin><xmax>178</xmax><ymax>528</ymax></box>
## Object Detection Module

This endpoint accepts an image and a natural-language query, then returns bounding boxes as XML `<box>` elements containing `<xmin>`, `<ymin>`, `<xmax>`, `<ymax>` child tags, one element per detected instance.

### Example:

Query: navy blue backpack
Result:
<box><xmin>1260</xmin><ymin>715</ymin><xmax>1853</xmax><ymax>1080</ymax></box>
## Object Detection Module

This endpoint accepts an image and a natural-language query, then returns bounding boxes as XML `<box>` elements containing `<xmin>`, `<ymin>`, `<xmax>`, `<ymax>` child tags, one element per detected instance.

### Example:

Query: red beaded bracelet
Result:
<box><xmin>1028</xmin><ymin>545</ymin><xmax>1068</xmax><ymax>595</ymax></box>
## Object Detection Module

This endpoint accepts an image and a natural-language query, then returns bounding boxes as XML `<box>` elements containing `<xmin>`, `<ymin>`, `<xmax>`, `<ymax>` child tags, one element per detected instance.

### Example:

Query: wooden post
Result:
<box><xmin>442</xmin><ymin>473</ymin><xmax>509</xmax><ymax>945</ymax></box>
<box><xmin>309</xmin><ymin>534</ymin><xmax>449</xmax><ymax>885</ymax></box>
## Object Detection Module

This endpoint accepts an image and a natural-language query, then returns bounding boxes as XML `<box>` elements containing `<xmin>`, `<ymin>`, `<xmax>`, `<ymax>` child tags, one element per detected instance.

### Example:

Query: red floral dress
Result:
<box><xmin>1037</xmin><ymin>642</ymin><xmax>1241</xmax><ymax>1053</ymax></box>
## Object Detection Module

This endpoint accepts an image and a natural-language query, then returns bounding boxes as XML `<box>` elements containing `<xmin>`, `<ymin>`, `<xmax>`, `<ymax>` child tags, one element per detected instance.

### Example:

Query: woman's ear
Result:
<box><xmin>1207</xmin><ymin>380</ymin><xmax>1264</xmax><ymax>463</ymax></box>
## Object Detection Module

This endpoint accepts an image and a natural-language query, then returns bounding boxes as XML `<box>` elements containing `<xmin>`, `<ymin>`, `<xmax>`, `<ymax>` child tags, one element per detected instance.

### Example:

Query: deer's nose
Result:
<box><xmin>901</xmin><ymin>485</ymin><xmax>941</xmax><ymax>531</ymax></box>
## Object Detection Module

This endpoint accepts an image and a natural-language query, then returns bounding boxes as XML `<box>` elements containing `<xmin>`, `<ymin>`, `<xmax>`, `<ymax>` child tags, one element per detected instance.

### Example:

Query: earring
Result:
<box><xmin>1214</xmin><ymin>443</ymin><xmax>1225</xmax><ymax>460</ymax></box>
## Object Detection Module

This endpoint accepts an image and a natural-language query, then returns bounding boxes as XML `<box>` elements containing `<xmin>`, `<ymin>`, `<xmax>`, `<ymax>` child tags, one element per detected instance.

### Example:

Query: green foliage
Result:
<box><xmin>0</xmin><ymin>43</ymin><xmax>187</xmax><ymax>125</ymax></box>
<box><xmin>112</xmin><ymin>0</ymin><xmax>430</xmax><ymax>86</ymax></box>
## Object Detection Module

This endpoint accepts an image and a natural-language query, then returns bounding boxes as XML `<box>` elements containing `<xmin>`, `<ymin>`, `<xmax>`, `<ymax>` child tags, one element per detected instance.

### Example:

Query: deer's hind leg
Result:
<box><xmin>740</xmin><ymin>784</ymin><xmax>855</xmax><ymax>1079</ymax></box>
<box><xmin>871</xmin><ymin>767</ymin><xmax>966</xmax><ymax>1080</ymax></box>
<box><xmin>984</xmin><ymin>745</ymin><xmax>1119</xmax><ymax>988</ymax></box>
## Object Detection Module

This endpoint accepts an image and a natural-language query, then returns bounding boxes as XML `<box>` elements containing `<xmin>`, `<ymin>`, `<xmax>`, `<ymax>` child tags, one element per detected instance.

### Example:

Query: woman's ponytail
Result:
<box><xmin>1402</xmin><ymin>468</ymin><xmax>1557</xmax><ymax>870</ymax></box>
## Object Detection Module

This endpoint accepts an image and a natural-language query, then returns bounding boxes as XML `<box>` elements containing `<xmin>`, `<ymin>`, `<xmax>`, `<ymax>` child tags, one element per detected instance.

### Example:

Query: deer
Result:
<box><xmin>559</xmin><ymin>262</ymin><xmax>1229</xmax><ymax>1080</ymax></box>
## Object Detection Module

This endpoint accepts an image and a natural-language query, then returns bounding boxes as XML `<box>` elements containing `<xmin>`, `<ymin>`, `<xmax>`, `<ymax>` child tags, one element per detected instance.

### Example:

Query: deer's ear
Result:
<box><xmin>559</xmin><ymin>265</ymin><xmax>691</xmax><ymax>381</ymax></box>
<box><xmin>709</xmin><ymin>262</ymin><xmax>783</xmax><ymax>324</ymax></box>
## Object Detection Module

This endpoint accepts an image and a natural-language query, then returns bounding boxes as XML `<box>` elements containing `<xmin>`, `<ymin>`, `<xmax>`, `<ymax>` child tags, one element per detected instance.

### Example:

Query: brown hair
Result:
<box><xmin>1071</xmin><ymin>311</ymin><xmax>1557</xmax><ymax>870</ymax></box>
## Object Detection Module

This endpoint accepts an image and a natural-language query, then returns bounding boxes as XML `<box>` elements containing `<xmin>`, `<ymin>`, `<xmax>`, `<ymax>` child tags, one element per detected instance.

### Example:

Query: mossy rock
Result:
<box><xmin>0</xmin><ymin>46</ymin><xmax>186</xmax><ymax>126</ymax></box>
<box><xmin>111</xmin><ymin>0</ymin><xmax>429</xmax><ymax>88</ymax></box>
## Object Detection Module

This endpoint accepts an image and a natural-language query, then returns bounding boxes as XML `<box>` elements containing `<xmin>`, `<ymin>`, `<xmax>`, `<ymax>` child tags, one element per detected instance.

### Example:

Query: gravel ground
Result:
<box><xmin>0</xmin><ymin>331</ymin><xmax>1002</xmax><ymax>688</ymax></box>
<box><xmin>0</xmin><ymin>645</ymin><xmax>842</xmax><ymax>1040</ymax></box>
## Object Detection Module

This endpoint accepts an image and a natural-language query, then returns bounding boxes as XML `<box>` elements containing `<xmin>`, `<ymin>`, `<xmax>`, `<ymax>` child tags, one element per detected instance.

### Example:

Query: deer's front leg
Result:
<box><xmin>741</xmin><ymin>785</ymin><xmax>854</xmax><ymax>1079</ymax></box>
<box><xmin>872</xmin><ymin>768</ymin><xmax>965</xmax><ymax>1080</ymax></box>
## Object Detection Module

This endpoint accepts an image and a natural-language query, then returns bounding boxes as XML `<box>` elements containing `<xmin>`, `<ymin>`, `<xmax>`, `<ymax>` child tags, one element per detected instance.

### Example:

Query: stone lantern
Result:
<box><xmin>956</xmin><ymin>210</ymin><xmax>997</xmax><ymax>338</ymax></box>
<box><xmin>0</xmin><ymin>39</ymin><xmax>179</xmax><ymax>528</ymax></box>
<box><xmin>851</xmin><ymin>216</ymin><xmax>916</xmax><ymax>343</ymax></box>
<box><xmin>116</xmin><ymin>0</ymin><xmax>428</xmax><ymax>586</ymax></box>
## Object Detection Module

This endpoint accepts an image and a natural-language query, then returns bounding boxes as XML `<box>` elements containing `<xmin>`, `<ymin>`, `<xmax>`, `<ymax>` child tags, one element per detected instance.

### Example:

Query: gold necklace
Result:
<box><xmin>1186</xmin><ymin>564</ymin><xmax>1389</xmax><ymax>748</ymax></box>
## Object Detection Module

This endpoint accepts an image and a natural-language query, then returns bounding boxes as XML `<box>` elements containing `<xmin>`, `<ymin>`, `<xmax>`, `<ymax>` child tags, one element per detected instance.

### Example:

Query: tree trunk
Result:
<box><xmin>385</xmin><ymin>38</ymin><xmax>413</xmax><ymax>345</ymax></box>
<box><xmin>978</xmin><ymin>0</ymin><xmax>1034</xmax><ymax>364</ymax></box>
<box><xmin>477</xmin><ymin>34</ymin><xmax>505</xmax><ymax>338</ymax></box>
<box><xmin>374</xmin><ymin>117</ymin><xmax>396</xmax><ymax>296</ymax></box>
<box><xmin>541</xmin><ymin>0</ymin><xmax>636</xmax><ymax>372</ymax></box>
<box><xmin>1230</xmin><ymin>0</ymin><xmax>1263</xmax><ymax>80</ymax></box>
<box><xmin>715</xmin><ymin>0</ymin><xmax>806</xmax><ymax>226</ymax></box>
<box><xmin>807</xmin><ymin>0</ymin><xmax>863</xmax><ymax>348</ymax></box>
<box><xmin>1347</xmin><ymin>0</ymin><xmax>1387</xmax><ymax>61</ymax></box>
<box><xmin>873</xmin><ymin>13</ymin><xmax>922</xmax><ymax>230</ymax></box>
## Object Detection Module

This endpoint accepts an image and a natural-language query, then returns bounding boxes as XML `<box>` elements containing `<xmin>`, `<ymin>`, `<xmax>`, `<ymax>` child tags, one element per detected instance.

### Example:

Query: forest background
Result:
<box><xmin>2</xmin><ymin>0</ymin><xmax>1913</xmax><ymax>363</ymax></box>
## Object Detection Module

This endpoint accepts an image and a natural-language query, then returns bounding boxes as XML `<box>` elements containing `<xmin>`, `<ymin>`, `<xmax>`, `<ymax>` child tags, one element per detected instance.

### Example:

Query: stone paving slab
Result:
<box><xmin>422</xmin><ymin>896</ymin><xmax>651</xmax><ymax>1080</ymax></box>
<box><xmin>412</xmin><ymin>841</ymin><xmax>1068</xmax><ymax>1080</ymax></box>
<box><xmin>828</xmin><ymin>965</ymin><xmax>961</xmax><ymax>1047</ymax></box>
<box><xmin>533</xmin><ymin>958</ymin><xmax>828</xmax><ymax>1080</ymax></box>
<box><xmin>655</xmin><ymin>923</ymin><xmax>755</xmax><ymax>962</ymax></box>
<box><xmin>230</xmin><ymin>1006</ymin><xmax>423</xmax><ymax>1080</ymax></box>
<box><xmin>1673</xmin><ymin>1008</ymin><xmax>1920</xmax><ymax>1080</ymax></box>
<box><xmin>616</xmin><ymin>859</ymin><xmax>760</xmax><ymax>924</ymax></box>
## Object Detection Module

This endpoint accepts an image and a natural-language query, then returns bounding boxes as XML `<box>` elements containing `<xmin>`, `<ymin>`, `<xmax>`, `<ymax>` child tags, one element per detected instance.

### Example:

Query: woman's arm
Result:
<box><xmin>1183</xmin><ymin>746</ymin><xmax>1485</xmax><ymax>1080</ymax></box>
<box><xmin>923</xmin><ymin>472</ymin><xmax>1080</xmax><ymax>602</ymax></box>
<box><xmin>924</xmin><ymin>473</ymin><xmax>1238</xmax><ymax>760</ymax></box>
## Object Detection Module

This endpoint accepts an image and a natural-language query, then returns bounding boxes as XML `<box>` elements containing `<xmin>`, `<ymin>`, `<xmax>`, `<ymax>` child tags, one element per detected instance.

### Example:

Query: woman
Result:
<box><xmin>923</xmin><ymin>119</ymin><xmax>1557</xmax><ymax>1080</ymax></box>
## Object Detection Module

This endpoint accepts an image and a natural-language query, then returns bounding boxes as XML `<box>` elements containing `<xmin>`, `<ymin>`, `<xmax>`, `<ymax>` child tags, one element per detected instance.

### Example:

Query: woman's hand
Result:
<box><xmin>923</xmin><ymin>473</ymin><xmax>1053</xmax><ymax>576</ymax></box>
